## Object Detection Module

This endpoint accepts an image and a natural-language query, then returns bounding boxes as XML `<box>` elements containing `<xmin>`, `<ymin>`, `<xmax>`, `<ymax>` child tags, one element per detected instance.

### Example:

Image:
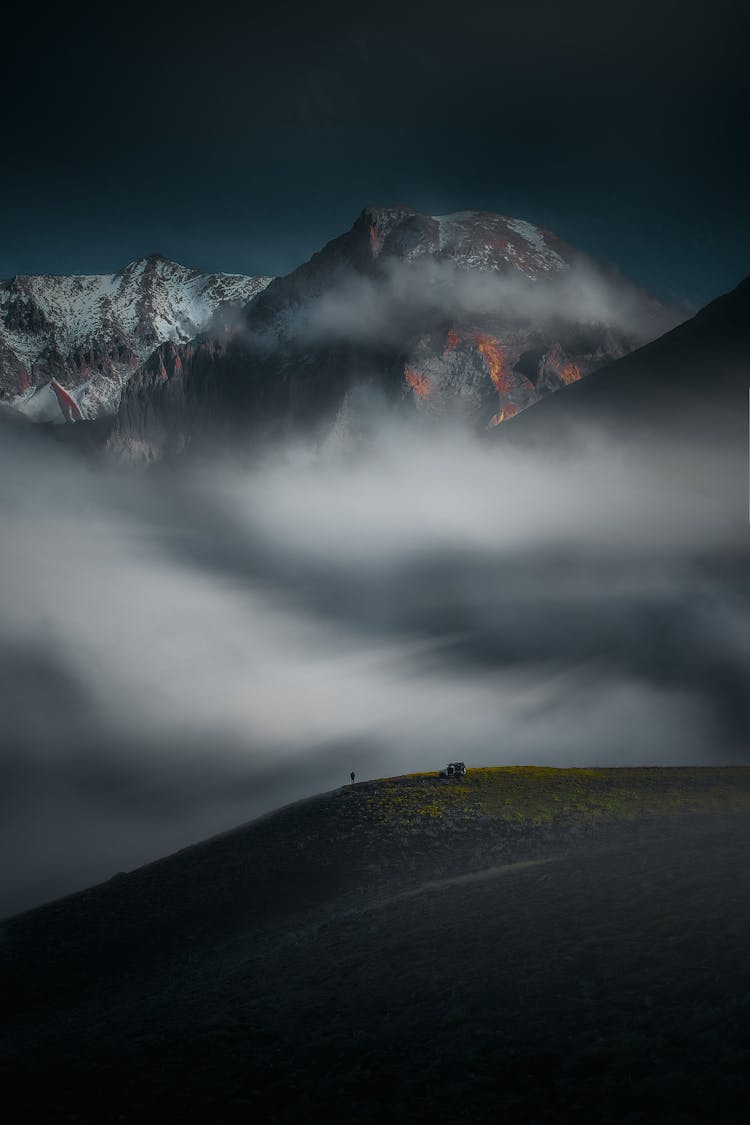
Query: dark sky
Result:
<box><xmin>3</xmin><ymin>0</ymin><xmax>747</xmax><ymax>303</ymax></box>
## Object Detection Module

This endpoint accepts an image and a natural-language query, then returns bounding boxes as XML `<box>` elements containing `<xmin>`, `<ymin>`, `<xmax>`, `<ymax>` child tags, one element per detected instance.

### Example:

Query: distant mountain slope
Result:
<box><xmin>0</xmin><ymin>256</ymin><xmax>271</xmax><ymax>421</ymax></box>
<box><xmin>500</xmin><ymin>275</ymin><xmax>750</xmax><ymax>440</ymax></box>
<box><xmin>108</xmin><ymin>207</ymin><xmax>675</xmax><ymax>462</ymax></box>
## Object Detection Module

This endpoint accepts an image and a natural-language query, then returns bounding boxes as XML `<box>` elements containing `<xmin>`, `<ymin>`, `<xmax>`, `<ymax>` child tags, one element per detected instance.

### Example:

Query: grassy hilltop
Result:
<box><xmin>4</xmin><ymin>766</ymin><xmax>750</xmax><ymax>1124</ymax></box>
<box><xmin>362</xmin><ymin>765</ymin><xmax>750</xmax><ymax>824</ymax></box>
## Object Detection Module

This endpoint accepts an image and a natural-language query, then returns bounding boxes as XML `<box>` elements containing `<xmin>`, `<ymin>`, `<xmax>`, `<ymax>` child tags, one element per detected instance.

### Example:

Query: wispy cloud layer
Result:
<box><xmin>259</xmin><ymin>257</ymin><xmax>680</xmax><ymax>349</ymax></box>
<box><xmin>0</xmin><ymin>411</ymin><xmax>746</xmax><ymax>914</ymax></box>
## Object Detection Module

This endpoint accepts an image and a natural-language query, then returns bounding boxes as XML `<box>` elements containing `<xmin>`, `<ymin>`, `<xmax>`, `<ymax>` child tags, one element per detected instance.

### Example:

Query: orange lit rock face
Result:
<box><xmin>489</xmin><ymin>404</ymin><xmax>519</xmax><ymax>427</ymax></box>
<box><xmin>446</xmin><ymin>329</ymin><xmax>514</xmax><ymax>396</ymax></box>
<box><xmin>405</xmin><ymin>368</ymin><xmax>431</xmax><ymax>397</ymax></box>
<box><xmin>474</xmin><ymin>334</ymin><xmax>512</xmax><ymax>396</ymax></box>
<box><xmin>369</xmin><ymin>226</ymin><xmax>383</xmax><ymax>257</ymax></box>
<box><xmin>559</xmin><ymin>362</ymin><xmax>581</xmax><ymax>385</ymax></box>
<box><xmin>442</xmin><ymin>328</ymin><xmax>533</xmax><ymax>422</ymax></box>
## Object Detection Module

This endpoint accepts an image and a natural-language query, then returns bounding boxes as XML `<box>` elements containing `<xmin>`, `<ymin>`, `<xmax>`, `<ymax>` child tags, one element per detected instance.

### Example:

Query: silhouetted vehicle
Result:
<box><xmin>439</xmin><ymin>762</ymin><xmax>467</xmax><ymax>779</ymax></box>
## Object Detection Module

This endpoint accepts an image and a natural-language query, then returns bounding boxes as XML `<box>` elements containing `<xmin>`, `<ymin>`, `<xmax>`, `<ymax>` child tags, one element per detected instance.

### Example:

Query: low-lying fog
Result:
<box><xmin>1</xmin><ymin>414</ymin><xmax>748</xmax><ymax>915</ymax></box>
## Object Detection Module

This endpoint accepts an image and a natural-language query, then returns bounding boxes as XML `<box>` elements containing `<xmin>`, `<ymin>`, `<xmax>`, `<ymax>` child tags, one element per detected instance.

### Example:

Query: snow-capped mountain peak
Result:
<box><xmin>0</xmin><ymin>257</ymin><xmax>272</xmax><ymax>421</ymax></box>
<box><xmin>355</xmin><ymin>205</ymin><xmax>574</xmax><ymax>278</ymax></box>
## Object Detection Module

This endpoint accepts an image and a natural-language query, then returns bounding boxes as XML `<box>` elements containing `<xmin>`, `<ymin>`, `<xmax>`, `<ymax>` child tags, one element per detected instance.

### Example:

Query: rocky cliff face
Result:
<box><xmin>108</xmin><ymin>207</ymin><xmax>676</xmax><ymax>462</ymax></box>
<box><xmin>0</xmin><ymin>256</ymin><xmax>271</xmax><ymax>422</ymax></box>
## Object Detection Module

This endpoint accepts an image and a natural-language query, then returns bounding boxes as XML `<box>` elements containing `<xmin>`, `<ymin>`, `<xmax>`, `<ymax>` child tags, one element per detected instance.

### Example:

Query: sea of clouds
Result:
<box><xmin>0</xmin><ymin>408</ymin><xmax>747</xmax><ymax>914</ymax></box>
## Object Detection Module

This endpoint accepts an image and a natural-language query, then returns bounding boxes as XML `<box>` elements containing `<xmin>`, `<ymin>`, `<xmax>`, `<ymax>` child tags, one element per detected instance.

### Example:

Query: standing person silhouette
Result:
<box><xmin>350</xmin><ymin>771</ymin><xmax>356</xmax><ymax>784</ymax></box>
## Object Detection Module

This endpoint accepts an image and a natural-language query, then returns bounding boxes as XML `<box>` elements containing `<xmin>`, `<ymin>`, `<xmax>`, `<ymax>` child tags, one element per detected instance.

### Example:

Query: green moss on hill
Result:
<box><xmin>362</xmin><ymin>766</ymin><xmax>750</xmax><ymax>829</ymax></box>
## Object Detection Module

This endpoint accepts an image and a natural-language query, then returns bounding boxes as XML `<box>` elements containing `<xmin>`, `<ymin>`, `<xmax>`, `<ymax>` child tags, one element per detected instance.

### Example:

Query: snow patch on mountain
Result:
<box><xmin>431</xmin><ymin>211</ymin><xmax>571</xmax><ymax>278</ymax></box>
<box><xmin>0</xmin><ymin>256</ymin><xmax>271</xmax><ymax>420</ymax></box>
<box><xmin>504</xmin><ymin>218</ymin><xmax>569</xmax><ymax>272</ymax></box>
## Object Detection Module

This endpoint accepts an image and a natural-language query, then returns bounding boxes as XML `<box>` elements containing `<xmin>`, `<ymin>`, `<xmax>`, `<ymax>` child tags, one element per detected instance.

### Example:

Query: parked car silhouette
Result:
<box><xmin>439</xmin><ymin>762</ymin><xmax>467</xmax><ymax>779</ymax></box>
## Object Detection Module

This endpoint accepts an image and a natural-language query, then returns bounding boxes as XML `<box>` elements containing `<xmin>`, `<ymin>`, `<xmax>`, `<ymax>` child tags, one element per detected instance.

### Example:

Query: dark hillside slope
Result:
<box><xmin>502</xmin><ymin>275</ymin><xmax>750</xmax><ymax>441</ymax></box>
<box><xmin>4</xmin><ymin>768</ymin><xmax>750</xmax><ymax>1123</ymax></box>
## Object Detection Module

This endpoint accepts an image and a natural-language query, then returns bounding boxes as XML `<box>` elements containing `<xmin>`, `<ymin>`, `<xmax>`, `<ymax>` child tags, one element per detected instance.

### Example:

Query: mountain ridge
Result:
<box><xmin>0</xmin><ymin>207</ymin><xmax>685</xmax><ymax>457</ymax></box>
<box><xmin>0</xmin><ymin>256</ymin><xmax>272</xmax><ymax>421</ymax></box>
<box><xmin>106</xmin><ymin>206</ymin><xmax>675</xmax><ymax>461</ymax></box>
